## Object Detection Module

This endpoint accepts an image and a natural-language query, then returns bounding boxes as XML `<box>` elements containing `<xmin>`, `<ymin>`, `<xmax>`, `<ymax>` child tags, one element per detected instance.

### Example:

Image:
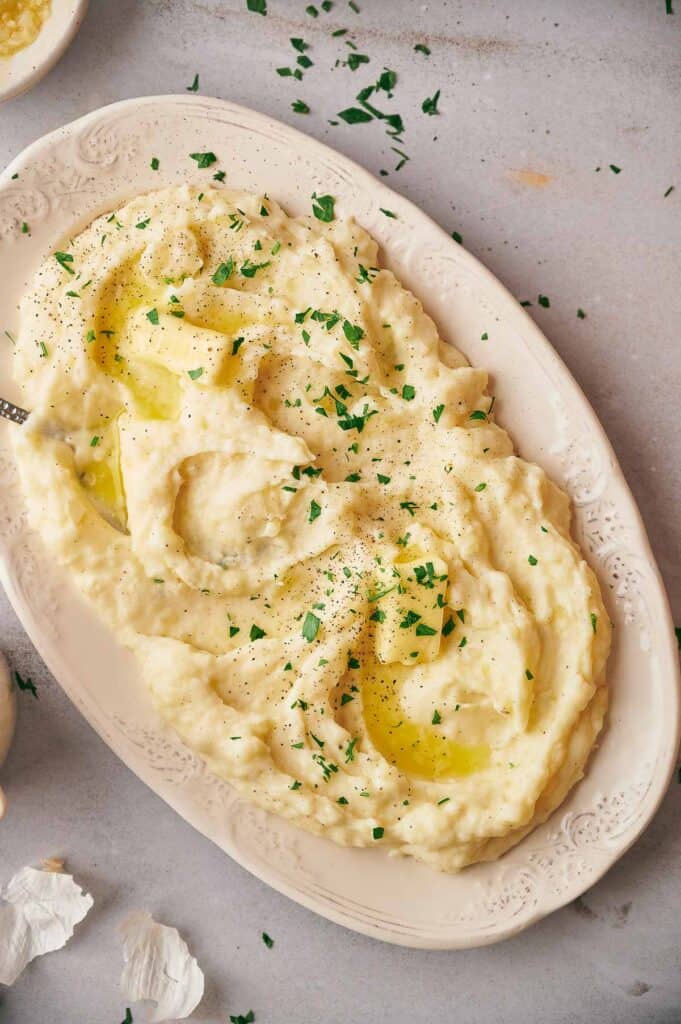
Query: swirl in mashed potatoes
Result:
<box><xmin>13</xmin><ymin>183</ymin><xmax>611</xmax><ymax>871</ymax></box>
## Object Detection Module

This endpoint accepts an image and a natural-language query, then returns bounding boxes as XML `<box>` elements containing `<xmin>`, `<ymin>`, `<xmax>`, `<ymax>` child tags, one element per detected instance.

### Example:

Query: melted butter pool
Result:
<box><xmin>362</xmin><ymin>664</ymin><xmax>490</xmax><ymax>780</ymax></box>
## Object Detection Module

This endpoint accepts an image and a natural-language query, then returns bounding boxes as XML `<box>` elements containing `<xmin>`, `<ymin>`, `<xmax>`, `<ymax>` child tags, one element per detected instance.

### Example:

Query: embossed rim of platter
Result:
<box><xmin>0</xmin><ymin>95</ymin><xmax>678</xmax><ymax>949</ymax></box>
<box><xmin>0</xmin><ymin>0</ymin><xmax>89</xmax><ymax>104</ymax></box>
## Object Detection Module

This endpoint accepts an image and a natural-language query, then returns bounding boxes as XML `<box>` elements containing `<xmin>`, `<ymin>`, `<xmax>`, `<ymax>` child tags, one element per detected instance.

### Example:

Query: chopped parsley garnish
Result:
<box><xmin>311</xmin><ymin>193</ymin><xmax>336</xmax><ymax>222</ymax></box>
<box><xmin>422</xmin><ymin>90</ymin><xmax>441</xmax><ymax>115</ymax></box>
<box><xmin>38</xmin><ymin>341</ymin><xmax>48</xmax><ymax>358</ymax></box>
<box><xmin>54</xmin><ymin>251</ymin><xmax>75</xmax><ymax>275</ymax></box>
<box><xmin>380</xmin><ymin>208</ymin><xmax>397</xmax><ymax>218</ymax></box>
<box><xmin>21</xmin><ymin>221</ymin><xmax>28</xmax><ymax>233</ymax></box>
<box><xmin>262</xmin><ymin>932</ymin><xmax>274</xmax><ymax>948</ymax></box>
<box><xmin>400</xmin><ymin>500</ymin><xmax>418</xmax><ymax>516</ymax></box>
<box><xmin>347</xmin><ymin>52</ymin><xmax>370</xmax><ymax>71</ymax></box>
<box><xmin>249</xmin><ymin>624</ymin><xmax>266</xmax><ymax>641</ymax></box>
<box><xmin>90</xmin><ymin>435</ymin><xmax>101</xmax><ymax>447</ymax></box>
<box><xmin>150</xmin><ymin>157</ymin><xmax>160</xmax><ymax>170</ymax></box>
<box><xmin>437</xmin><ymin>797</ymin><xmax>450</xmax><ymax>806</ymax></box>
<box><xmin>187</xmin><ymin>367</ymin><xmax>204</xmax><ymax>380</ymax></box>
<box><xmin>538</xmin><ymin>294</ymin><xmax>550</xmax><ymax>308</ymax></box>
<box><xmin>229</xmin><ymin>625</ymin><xmax>240</xmax><ymax>638</ymax></box>
<box><xmin>246</xmin><ymin>0</ymin><xmax>267</xmax><ymax>12</ymax></box>
<box><xmin>146</xmin><ymin>308</ymin><xmax>159</xmax><ymax>324</ymax></box>
<box><xmin>591</xmin><ymin>613</ymin><xmax>598</xmax><ymax>634</ymax></box>
<box><xmin>86</xmin><ymin>329</ymin><xmax>96</xmax><ymax>343</ymax></box>
<box><xmin>400</xmin><ymin>610</ymin><xmax>421</xmax><ymax>629</ymax></box>
<box><xmin>338</xmin><ymin>106</ymin><xmax>373</xmax><ymax>124</ymax></box>
<box><xmin>345</xmin><ymin>736</ymin><xmax>358</xmax><ymax>762</ymax></box>
<box><xmin>212</xmin><ymin>259</ymin><xmax>234</xmax><ymax>285</ymax></box>
<box><xmin>309</xmin><ymin>731</ymin><xmax>325</xmax><ymax>748</ymax></box>
<box><xmin>186</xmin><ymin>73</ymin><xmax>200</xmax><ymax>92</ymax></box>
<box><xmin>292</xmin><ymin>100</ymin><xmax>310</xmax><ymax>114</ymax></box>
<box><xmin>458</xmin><ymin>636</ymin><xmax>467</xmax><ymax>649</ymax></box>
<box><xmin>135</xmin><ymin>218</ymin><xmax>150</xmax><ymax>230</ymax></box>
<box><xmin>229</xmin><ymin>1012</ymin><xmax>255</xmax><ymax>1024</ymax></box>
<box><xmin>525</xmin><ymin>669</ymin><xmax>534</xmax><ymax>680</ymax></box>
<box><xmin>289</xmin><ymin>780</ymin><xmax>302</xmax><ymax>791</ymax></box>
<box><xmin>432</xmin><ymin>404</ymin><xmax>445</xmax><ymax>423</ymax></box>
<box><xmin>341</xmin><ymin>693</ymin><xmax>354</xmax><ymax>705</ymax></box>
<box><xmin>401</xmin><ymin>384</ymin><xmax>415</xmax><ymax>401</ymax></box>
<box><xmin>337</xmin><ymin>795</ymin><xmax>349</xmax><ymax>805</ymax></box>
<box><xmin>302</xmin><ymin>611</ymin><xmax>321</xmax><ymax>642</ymax></box>
<box><xmin>474</xmin><ymin>482</ymin><xmax>487</xmax><ymax>492</ymax></box>
<box><xmin>308</xmin><ymin>499</ymin><xmax>322</xmax><ymax>522</ymax></box>
<box><xmin>190</xmin><ymin>151</ymin><xmax>217</xmax><ymax>168</ymax></box>
<box><xmin>456</xmin><ymin>609</ymin><xmax>465</xmax><ymax>623</ymax></box>
<box><xmin>342</xmin><ymin>320</ymin><xmax>364</xmax><ymax>346</ymax></box>
<box><xmin>231</xmin><ymin>337</ymin><xmax>245</xmax><ymax>355</ymax></box>
<box><xmin>469</xmin><ymin>410</ymin><xmax>487</xmax><ymax>421</ymax></box>
<box><xmin>377</xmin><ymin>473</ymin><xmax>390</xmax><ymax>484</ymax></box>
<box><xmin>13</xmin><ymin>669</ymin><xmax>37</xmax><ymax>699</ymax></box>
<box><xmin>347</xmin><ymin>656</ymin><xmax>360</xmax><ymax>669</ymax></box>
<box><xmin>240</xmin><ymin>259</ymin><xmax>270</xmax><ymax>277</ymax></box>
<box><xmin>442</xmin><ymin>617</ymin><xmax>455</xmax><ymax>637</ymax></box>
<box><xmin>528</xmin><ymin>554</ymin><xmax>538</xmax><ymax>566</ymax></box>
<box><xmin>415</xmin><ymin>622</ymin><xmax>437</xmax><ymax>636</ymax></box>
<box><xmin>372</xmin><ymin>826</ymin><xmax>384</xmax><ymax>840</ymax></box>
<box><xmin>432</xmin><ymin>709</ymin><xmax>441</xmax><ymax>725</ymax></box>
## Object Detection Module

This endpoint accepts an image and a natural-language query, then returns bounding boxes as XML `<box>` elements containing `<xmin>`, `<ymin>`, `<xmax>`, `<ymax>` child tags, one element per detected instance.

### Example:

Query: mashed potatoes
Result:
<box><xmin>0</xmin><ymin>0</ymin><xmax>50</xmax><ymax>58</ymax></box>
<box><xmin>12</xmin><ymin>184</ymin><xmax>611</xmax><ymax>871</ymax></box>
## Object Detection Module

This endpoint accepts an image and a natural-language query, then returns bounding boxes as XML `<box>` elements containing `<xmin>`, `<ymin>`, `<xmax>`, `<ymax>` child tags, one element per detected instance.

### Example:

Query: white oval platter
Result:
<box><xmin>0</xmin><ymin>96</ymin><xmax>678</xmax><ymax>950</ymax></box>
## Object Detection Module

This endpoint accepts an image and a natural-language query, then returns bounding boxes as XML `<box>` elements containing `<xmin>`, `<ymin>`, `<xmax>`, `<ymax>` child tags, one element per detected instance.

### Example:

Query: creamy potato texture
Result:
<box><xmin>13</xmin><ymin>185</ymin><xmax>611</xmax><ymax>871</ymax></box>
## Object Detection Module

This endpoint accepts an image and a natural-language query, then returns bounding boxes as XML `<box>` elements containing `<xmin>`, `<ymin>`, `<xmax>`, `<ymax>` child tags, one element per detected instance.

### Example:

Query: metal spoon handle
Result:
<box><xmin>0</xmin><ymin>398</ymin><xmax>28</xmax><ymax>424</ymax></box>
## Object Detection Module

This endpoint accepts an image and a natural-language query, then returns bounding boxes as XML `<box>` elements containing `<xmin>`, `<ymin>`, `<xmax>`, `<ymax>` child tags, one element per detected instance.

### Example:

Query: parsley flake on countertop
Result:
<box><xmin>609</xmin><ymin>164</ymin><xmax>621</xmax><ymax>174</ymax></box>
<box><xmin>247</xmin><ymin>0</ymin><xmax>266</xmax><ymax>12</ymax></box>
<box><xmin>230</xmin><ymin>1012</ymin><xmax>255</xmax><ymax>1024</ymax></box>
<box><xmin>421</xmin><ymin>89</ymin><xmax>441</xmax><ymax>115</ymax></box>
<box><xmin>292</xmin><ymin>100</ymin><xmax>310</xmax><ymax>114</ymax></box>
<box><xmin>338</xmin><ymin>106</ymin><xmax>373</xmax><ymax>124</ymax></box>
<box><xmin>190</xmin><ymin>151</ymin><xmax>217</xmax><ymax>168</ymax></box>
<box><xmin>414</xmin><ymin>42</ymin><xmax>431</xmax><ymax>55</ymax></box>
<box><xmin>262</xmin><ymin>932</ymin><xmax>274</xmax><ymax>948</ymax></box>
<box><xmin>577</xmin><ymin>308</ymin><xmax>586</xmax><ymax>319</ymax></box>
<box><xmin>13</xmin><ymin>669</ymin><xmax>38</xmax><ymax>698</ymax></box>
<box><xmin>121</xmin><ymin>1010</ymin><xmax>133</xmax><ymax>1024</ymax></box>
<box><xmin>664</xmin><ymin>185</ymin><xmax>675</xmax><ymax>197</ymax></box>
<box><xmin>186</xmin><ymin>73</ymin><xmax>200</xmax><ymax>91</ymax></box>
<box><xmin>311</xmin><ymin>192</ymin><xmax>336</xmax><ymax>221</ymax></box>
<box><xmin>451</xmin><ymin>230</ymin><xmax>463</xmax><ymax>244</ymax></box>
<box><xmin>538</xmin><ymin>294</ymin><xmax>550</xmax><ymax>308</ymax></box>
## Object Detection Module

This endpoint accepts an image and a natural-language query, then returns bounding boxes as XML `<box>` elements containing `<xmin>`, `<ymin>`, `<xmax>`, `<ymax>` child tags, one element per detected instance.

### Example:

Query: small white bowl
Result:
<box><xmin>0</xmin><ymin>0</ymin><xmax>89</xmax><ymax>104</ymax></box>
